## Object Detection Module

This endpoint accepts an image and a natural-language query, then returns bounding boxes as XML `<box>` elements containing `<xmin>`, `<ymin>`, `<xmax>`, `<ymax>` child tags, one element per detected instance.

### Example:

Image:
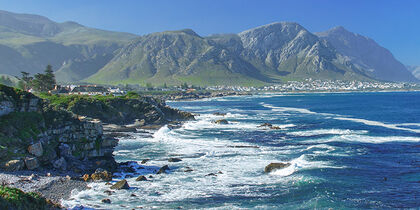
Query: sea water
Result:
<box><xmin>64</xmin><ymin>91</ymin><xmax>420</xmax><ymax>209</ymax></box>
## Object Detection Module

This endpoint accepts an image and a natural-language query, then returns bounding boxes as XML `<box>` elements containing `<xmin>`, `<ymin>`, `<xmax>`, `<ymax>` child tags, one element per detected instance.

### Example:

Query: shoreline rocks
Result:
<box><xmin>110</xmin><ymin>179</ymin><xmax>129</xmax><ymax>190</ymax></box>
<box><xmin>264</xmin><ymin>163</ymin><xmax>291</xmax><ymax>173</ymax></box>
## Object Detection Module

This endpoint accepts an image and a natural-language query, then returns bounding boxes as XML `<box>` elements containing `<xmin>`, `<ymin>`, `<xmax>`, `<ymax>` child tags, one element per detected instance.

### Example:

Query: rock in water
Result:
<box><xmin>141</xmin><ymin>159</ymin><xmax>150</xmax><ymax>164</ymax></box>
<box><xmin>102</xmin><ymin>198</ymin><xmax>111</xmax><ymax>204</ymax></box>
<box><xmin>135</xmin><ymin>175</ymin><xmax>147</xmax><ymax>181</ymax></box>
<box><xmin>213</xmin><ymin>119</ymin><xmax>228</xmax><ymax>124</ymax></box>
<box><xmin>264</xmin><ymin>163</ymin><xmax>291</xmax><ymax>173</ymax></box>
<box><xmin>213</xmin><ymin>112</ymin><xmax>226</xmax><ymax>116</ymax></box>
<box><xmin>168</xmin><ymin>158</ymin><xmax>182</xmax><ymax>162</ymax></box>
<box><xmin>91</xmin><ymin>168</ymin><xmax>113</xmax><ymax>181</ymax></box>
<box><xmin>110</xmin><ymin>179</ymin><xmax>130</xmax><ymax>190</ymax></box>
<box><xmin>157</xmin><ymin>165</ymin><xmax>170</xmax><ymax>174</ymax></box>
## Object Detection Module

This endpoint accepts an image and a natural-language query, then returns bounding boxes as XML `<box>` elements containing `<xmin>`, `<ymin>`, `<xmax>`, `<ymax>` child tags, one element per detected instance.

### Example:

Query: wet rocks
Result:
<box><xmin>157</xmin><ymin>165</ymin><xmax>170</xmax><ymax>174</ymax></box>
<box><xmin>213</xmin><ymin>112</ymin><xmax>226</xmax><ymax>116</ymax></box>
<box><xmin>110</xmin><ymin>179</ymin><xmax>130</xmax><ymax>190</ymax></box>
<box><xmin>101</xmin><ymin>198</ymin><xmax>111</xmax><ymax>204</ymax></box>
<box><xmin>91</xmin><ymin>168</ymin><xmax>113</xmax><ymax>182</ymax></box>
<box><xmin>184</xmin><ymin>167</ymin><xmax>193</xmax><ymax>172</ymax></box>
<box><xmin>168</xmin><ymin>158</ymin><xmax>182</xmax><ymax>162</ymax></box>
<box><xmin>258</xmin><ymin>123</ymin><xmax>280</xmax><ymax>130</ymax></box>
<box><xmin>213</xmin><ymin>119</ymin><xmax>228</xmax><ymax>124</ymax></box>
<box><xmin>135</xmin><ymin>175</ymin><xmax>147</xmax><ymax>181</ymax></box>
<box><xmin>141</xmin><ymin>159</ymin><xmax>150</xmax><ymax>164</ymax></box>
<box><xmin>264</xmin><ymin>163</ymin><xmax>291</xmax><ymax>173</ymax></box>
<box><xmin>82</xmin><ymin>174</ymin><xmax>91</xmax><ymax>182</ymax></box>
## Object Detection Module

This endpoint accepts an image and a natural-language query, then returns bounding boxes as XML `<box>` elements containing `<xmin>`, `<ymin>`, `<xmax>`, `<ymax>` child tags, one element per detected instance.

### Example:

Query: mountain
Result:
<box><xmin>88</xmin><ymin>22</ymin><xmax>372</xmax><ymax>86</ymax></box>
<box><xmin>86</xmin><ymin>29</ymin><xmax>269</xmax><ymax>86</ymax></box>
<box><xmin>0</xmin><ymin>10</ymin><xmax>137</xmax><ymax>82</ymax></box>
<box><xmin>407</xmin><ymin>65</ymin><xmax>420</xmax><ymax>80</ymax></box>
<box><xmin>316</xmin><ymin>26</ymin><xmax>418</xmax><ymax>82</ymax></box>
<box><xmin>0</xmin><ymin>10</ymin><xmax>416</xmax><ymax>86</ymax></box>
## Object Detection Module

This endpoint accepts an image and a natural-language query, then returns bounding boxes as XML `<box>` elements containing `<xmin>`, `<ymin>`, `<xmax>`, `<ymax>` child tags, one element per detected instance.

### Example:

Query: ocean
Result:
<box><xmin>64</xmin><ymin>91</ymin><xmax>420</xmax><ymax>209</ymax></box>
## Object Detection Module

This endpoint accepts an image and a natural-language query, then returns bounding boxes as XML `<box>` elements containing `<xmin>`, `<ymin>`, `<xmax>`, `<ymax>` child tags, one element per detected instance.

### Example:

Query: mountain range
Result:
<box><xmin>0</xmin><ymin>10</ymin><xmax>417</xmax><ymax>86</ymax></box>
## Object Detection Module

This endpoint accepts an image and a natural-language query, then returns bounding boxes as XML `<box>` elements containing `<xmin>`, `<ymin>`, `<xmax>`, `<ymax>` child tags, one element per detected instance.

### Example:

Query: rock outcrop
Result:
<box><xmin>0</xmin><ymin>85</ymin><xmax>118</xmax><ymax>173</ymax></box>
<box><xmin>264</xmin><ymin>163</ymin><xmax>291</xmax><ymax>173</ymax></box>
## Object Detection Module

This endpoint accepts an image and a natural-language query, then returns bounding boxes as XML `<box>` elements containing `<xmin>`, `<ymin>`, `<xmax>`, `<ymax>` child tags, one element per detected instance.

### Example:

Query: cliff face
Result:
<box><xmin>0</xmin><ymin>85</ymin><xmax>118</xmax><ymax>173</ymax></box>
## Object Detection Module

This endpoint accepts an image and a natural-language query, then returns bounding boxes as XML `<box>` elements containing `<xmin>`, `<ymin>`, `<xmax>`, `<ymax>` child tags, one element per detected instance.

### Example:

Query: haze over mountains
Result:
<box><xmin>0</xmin><ymin>10</ymin><xmax>417</xmax><ymax>86</ymax></box>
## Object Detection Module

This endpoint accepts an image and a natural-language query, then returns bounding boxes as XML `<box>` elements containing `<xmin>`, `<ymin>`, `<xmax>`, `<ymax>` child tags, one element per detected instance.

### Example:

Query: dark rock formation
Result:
<box><xmin>264</xmin><ymin>163</ymin><xmax>291</xmax><ymax>173</ymax></box>
<box><xmin>110</xmin><ymin>179</ymin><xmax>129</xmax><ymax>190</ymax></box>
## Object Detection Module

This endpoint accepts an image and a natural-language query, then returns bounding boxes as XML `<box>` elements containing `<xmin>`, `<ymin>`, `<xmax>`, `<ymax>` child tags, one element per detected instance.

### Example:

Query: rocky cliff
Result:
<box><xmin>316</xmin><ymin>26</ymin><xmax>418</xmax><ymax>82</ymax></box>
<box><xmin>0</xmin><ymin>84</ymin><xmax>118</xmax><ymax>173</ymax></box>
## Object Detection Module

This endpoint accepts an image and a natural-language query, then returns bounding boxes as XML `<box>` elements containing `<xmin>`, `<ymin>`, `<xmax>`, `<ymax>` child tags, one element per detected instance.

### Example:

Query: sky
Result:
<box><xmin>0</xmin><ymin>0</ymin><xmax>419</xmax><ymax>66</ymax></box>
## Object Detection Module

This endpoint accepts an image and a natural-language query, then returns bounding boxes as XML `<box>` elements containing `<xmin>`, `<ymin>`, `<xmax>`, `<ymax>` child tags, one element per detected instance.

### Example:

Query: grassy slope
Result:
<box><xmin>0</xmin><ymin>185</ymin><xmax>60</xmax><ymax>210</ymax></box>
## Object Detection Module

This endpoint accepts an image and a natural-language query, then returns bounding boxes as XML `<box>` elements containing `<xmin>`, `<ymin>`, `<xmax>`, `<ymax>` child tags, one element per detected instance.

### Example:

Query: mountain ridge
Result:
<box><xmin>0</xmin><ymin>10</ymin><xmax>417</xmax><ymax>86</ymax></box>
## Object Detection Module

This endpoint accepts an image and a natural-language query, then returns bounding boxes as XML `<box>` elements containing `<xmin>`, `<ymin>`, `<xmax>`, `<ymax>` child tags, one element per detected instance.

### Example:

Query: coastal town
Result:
<box><xmin>45</xmin><ymin>79</ymin><xmax>420</xmax><ymax>97</ymax></box>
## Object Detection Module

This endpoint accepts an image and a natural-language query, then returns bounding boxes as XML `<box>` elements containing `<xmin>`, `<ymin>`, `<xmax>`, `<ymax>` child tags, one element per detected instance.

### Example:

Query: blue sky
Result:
<box><xmin>0</xmin><ymin>0</ymin><xmax>419</xmax><ymax>65</ymax></box>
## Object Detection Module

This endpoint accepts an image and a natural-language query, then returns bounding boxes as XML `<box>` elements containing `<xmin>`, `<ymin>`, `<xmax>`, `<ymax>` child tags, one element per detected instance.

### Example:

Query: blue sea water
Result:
<box><xmin>64</xmin><ymin>92</ymin><xmax>420</xmax><ymax>209</ymax></box>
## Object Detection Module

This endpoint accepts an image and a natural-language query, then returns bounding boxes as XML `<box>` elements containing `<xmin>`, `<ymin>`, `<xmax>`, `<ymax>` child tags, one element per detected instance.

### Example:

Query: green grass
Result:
<box><xmin>0</xmin><ymin>185</ymin><xmax>60</xmax><ymax>210</ymax></box>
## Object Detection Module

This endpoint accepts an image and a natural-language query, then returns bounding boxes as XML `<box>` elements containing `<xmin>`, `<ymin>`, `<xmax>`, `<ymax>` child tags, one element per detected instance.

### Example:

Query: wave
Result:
<box><xmin>270</xmin><ymin>154</ymin><xmax>339</xmax><ymax>177</ymax></box>
<box><xmin>288</xmin><ymin>129</ymin><xmax>368</xmax><ymax>137</ymax></box>
<box><xmin>335</xmin><ymin>117</ymin><xmax>420</xmax><ymax>134</ymax></box>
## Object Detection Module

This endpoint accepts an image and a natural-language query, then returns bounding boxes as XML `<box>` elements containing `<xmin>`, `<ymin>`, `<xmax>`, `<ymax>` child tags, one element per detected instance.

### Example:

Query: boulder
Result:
<box><xmin>52</xmin><ymin>157</ymin><xmax>67</xmax><ymax>171</ymax></box>
<box><xmin>213</xmin><ymin>112</ymin><xmax>226</xmax><ymax>116</ymax></box>
<box><xmin>135</xmin><ymin>175</ymin><xmax>147</xmax><ymax>181</ymax></box>
<box><xmin>264</xmin><ymin>163</ymin><xmax>291</xmax><ymax>173</ymax></box>
<box><xmin>156</xmin><ymin>165</ymin><xmax>170</xmax><ymax>174</ymax></box>
<box><xmin>101</xmin><ymin>198</ymin><xmax>111</xmax><ymax>204</ymax></box>
<box><xmin>82</xmin><ymin>174</ymin><xmax>91</xmax><ymax>182</ymax></box>
<box><xmin>141</xmin><ymin>159</ymin><xmax>150</xmax><ymax>164</ymax></box>
<box><xmin>28</xmin><ymin>142</ymin><xmax>43</xmax><ymax>157</ymax></box>
<box><xmin>91</xmin><ymin>168</ymin><xmax>113</xmax><ymax>181</ymax></box>
<box><xmin>24</xmin><ymin>157</ymin><xmax>39</xmax><ymax>170</ymax></box>
<box><xmin>4</xmin><ymin>159</ymin><xmax>25</xmax><ymax>171</ymax></box>
<box><xmin>110</xmin><ymin>179</ymin><xmax>130</xmax><ymax>190</ymax></box>
<box><xmin>258</xmin><ymin>123</ymin><xmax>272</xmax><ymax>128</ymax></box>
<box><xmin>168</xmin><ymin>158</ymin><xmax>182</xmax><ymax>162</ymax></box>
<box><xmin>213</xmin><ymin>119</ymin><xmax>228</xmax><ymax>124</ymax></box>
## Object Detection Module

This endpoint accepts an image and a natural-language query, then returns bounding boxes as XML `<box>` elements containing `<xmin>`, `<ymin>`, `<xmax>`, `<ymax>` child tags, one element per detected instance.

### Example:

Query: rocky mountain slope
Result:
<box><xmin>316</xmin><ymin>26</ymin><xmax>417</xmax><ymax>82</ymax></box>
<box><xmin>0</xmin><ymin>10</ymin><xmax>417</xmax><ymax>85</ymax></box>
<box><xmin>0</xmin><ymin>10</ymin><xmax>137</xmax><ymax>82</ymax></box>
<box><xmin>407</xmin><ymin>65</ymin><xmax>420</xmax><ymax>80</ymax></box>
<box><xmin>87</xmin><ymin>22</ymin><xmax>372</xmax><ymax>85</ymax></box>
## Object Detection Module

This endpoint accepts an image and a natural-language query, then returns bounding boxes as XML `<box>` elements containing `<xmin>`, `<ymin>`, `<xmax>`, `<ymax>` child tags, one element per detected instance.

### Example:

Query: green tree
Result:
<box><xmin>31</xmin><ymin>65</ymin><xmax>56</xmax><ymax>92</ymax></box>
<box><xmin>19</xmin><ymin>71</ymin><xmax>32</xmax><ymax>90</ymax></box>
<box><xmin>163</xmin><ymin>83</ymin><xmax>168</xmax><ymax>88</ymax></box>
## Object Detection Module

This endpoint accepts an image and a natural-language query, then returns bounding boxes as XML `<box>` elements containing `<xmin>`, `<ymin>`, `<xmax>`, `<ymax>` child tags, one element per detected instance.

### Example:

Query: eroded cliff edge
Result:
<box><xmin>0</xmin><ymin>85</ymin><xmax>194</xmax><ymax>173</ymax></box>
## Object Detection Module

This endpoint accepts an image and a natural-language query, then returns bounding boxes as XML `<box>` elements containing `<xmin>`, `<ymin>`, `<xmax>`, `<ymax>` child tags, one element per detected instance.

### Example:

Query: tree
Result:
<box><xmin>31</xmin><ymin>65</ymin><xmax>56</xmax><ymax>92</ymax></box>
<box><xmin>163</xmin><ymin>83</ymin><xmax>168</xmax><ymax>89</ymax></box>
<box><xmin>43</xmin><ymin>65</ymin><xmax>56</xmax><ymax>91</ymax></box>
<box><xmin>181</xmin><ymin>82</ymin><xmax>189</xmax><ymax>89</ymax></box>
<box><xmin>19</xmin><ymin>71</ymin><xmax>32</xmax><ymax>91</ymax></box>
